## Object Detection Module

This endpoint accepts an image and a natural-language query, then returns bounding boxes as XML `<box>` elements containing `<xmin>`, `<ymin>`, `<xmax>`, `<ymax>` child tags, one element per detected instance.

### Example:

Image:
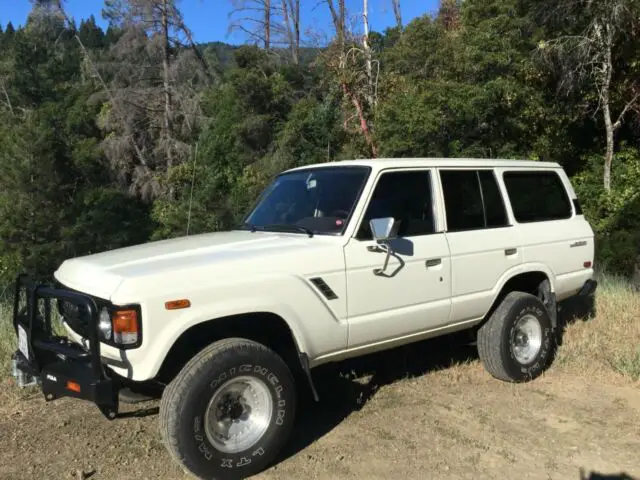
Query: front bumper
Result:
<box><xmin>11</xmin><ymin>274</ymin><xmax>120</xmax><ymax>419</ymax></box>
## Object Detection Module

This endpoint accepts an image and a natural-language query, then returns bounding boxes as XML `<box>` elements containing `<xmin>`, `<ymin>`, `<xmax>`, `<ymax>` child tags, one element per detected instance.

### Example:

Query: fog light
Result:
<box><xmin>99</xmin><ymin>307</ymin><xmax>112</xmax><ymax>341</ymax></box>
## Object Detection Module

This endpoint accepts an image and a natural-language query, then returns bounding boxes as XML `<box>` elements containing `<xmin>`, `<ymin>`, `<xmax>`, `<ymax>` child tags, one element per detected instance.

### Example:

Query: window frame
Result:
<box><xmin>352</xmin><ymin>167</ymin><xmax>442</xmax><ymax>241</ymax></box>
<box><xmin>501</xmin><ymin>169</ymin><xmax>574</xmax><ymax>224</ymax></box>
<box><xmin>438</xmin><ymin>168</ymin><xmax>511</xmax><ymax>233</ymax></box>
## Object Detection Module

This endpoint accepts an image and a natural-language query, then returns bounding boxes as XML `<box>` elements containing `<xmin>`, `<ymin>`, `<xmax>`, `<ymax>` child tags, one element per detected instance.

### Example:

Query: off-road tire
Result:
<box><xmin>159</xmin><ymin>338</ymin><xmax>297</xmax><ymax>480</ymax></box>
<box><xmin>477</xmin><ymin>291</ymin><xmax>556</xmax><ymax>382</ymax></box>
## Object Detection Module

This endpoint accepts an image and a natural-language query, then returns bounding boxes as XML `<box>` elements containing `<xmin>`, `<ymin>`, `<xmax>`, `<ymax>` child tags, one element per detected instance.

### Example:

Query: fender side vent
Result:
<box><xmin>310</xmin><ymin>277</ymin><xmax>338</xmax><ymax>300</ymax></box>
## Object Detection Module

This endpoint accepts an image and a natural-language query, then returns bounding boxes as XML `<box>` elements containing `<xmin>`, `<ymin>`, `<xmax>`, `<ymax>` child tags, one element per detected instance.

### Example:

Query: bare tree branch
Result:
<box><xmin>613</xmin><ymin>93</ymin><xmax>640</xmax><ymax>131</ymax></box>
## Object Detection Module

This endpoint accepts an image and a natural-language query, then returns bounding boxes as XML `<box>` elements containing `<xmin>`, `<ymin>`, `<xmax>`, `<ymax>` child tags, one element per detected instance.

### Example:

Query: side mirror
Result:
<box><xmin>368</xmin><ymin>217</ymin><xmax>399</xmax><ymax>276</ymax></box>
<box><xmin>369</xmin><ymin>217</ymin><xmax>399</xmax><ymax>243</ymax></box>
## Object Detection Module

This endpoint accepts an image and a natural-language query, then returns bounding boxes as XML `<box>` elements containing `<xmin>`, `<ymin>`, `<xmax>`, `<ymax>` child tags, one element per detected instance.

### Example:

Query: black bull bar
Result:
<box><xmin>11</xmin><ymin>274</ymin><xmax>119</xmax><ymax>419</ymax></box>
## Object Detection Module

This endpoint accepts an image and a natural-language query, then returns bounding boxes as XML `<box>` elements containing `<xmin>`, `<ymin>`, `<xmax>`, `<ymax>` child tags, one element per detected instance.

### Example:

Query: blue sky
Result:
<box><xmin>1</xmin><ymin>0</ymin><xmax>439</xmax><ymax>44</ymax></box>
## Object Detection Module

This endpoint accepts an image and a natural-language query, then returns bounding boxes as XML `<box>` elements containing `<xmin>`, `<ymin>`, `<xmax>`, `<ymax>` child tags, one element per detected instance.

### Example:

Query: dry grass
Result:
<box><xmin>556</xmin><ymin>274</ymin><xmax>640</xmax><ymax>382</ymax></box>
<box><xmin>0</xmin><ymin>301</ymin><xmax>14</xmax><ymax>378</ymax></box>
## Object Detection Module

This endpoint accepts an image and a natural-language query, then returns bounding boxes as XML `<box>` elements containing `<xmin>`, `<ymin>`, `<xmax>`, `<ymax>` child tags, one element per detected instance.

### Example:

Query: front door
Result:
<box><xmin>344</xmin><ymin>168</ymin><xmax>452</xmax><ymax>348</ymax></box>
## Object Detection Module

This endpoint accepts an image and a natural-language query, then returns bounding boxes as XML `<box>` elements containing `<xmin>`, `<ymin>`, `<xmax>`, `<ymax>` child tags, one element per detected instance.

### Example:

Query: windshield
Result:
<box><xmin>240</xmin><ymin>166</ymin><xmax>370</xmax><ymax>235</ymax></box>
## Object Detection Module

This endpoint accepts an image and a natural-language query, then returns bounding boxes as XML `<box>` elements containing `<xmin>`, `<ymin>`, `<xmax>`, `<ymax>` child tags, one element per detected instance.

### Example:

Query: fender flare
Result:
<box><xmin>483</xmin><ymin>262</ymin><xmax>557</xmax><ymax>326</ymax></box>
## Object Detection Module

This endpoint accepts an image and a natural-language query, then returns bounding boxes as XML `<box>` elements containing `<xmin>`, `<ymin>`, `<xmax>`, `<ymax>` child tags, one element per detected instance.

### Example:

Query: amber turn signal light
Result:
<box><xmin>113</xmin><ymin>309</ymin><xmax>139</xmax><ymax>333</ymax></box>
<box><xmin>165</xmin><ymin>299</ymin><xmax>191</xmax><ymax>310</ymax></box>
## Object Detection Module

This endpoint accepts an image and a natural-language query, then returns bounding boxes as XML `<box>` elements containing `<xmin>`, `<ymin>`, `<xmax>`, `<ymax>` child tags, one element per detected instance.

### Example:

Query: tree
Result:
<box><xmin>537</xmin><ymin>0</ymin><xmax>640</xmax><ymax>192</ymax></box>
<box><xmin>321</xmin><ymin>0</ymin><xmax>379</xmax><ymax>157</ymax></box>
<box><xmin>325</xmin><ymin>0</ymin><xmax>346</xmax><ymax>47</ymax></box>
<box><xmin>391</xmin><ymin>0</ymin><xmax>403</xmax><ymax>30</ymax></box>
<box><xmin>99</xmin><ymin>0</ymin><xmax>211</xmax><ymax>200</ymax></box>
<box><xmin>229</xmin><ymin>0</ymin><xmax>274</xmax><ymax>50</ymax></box>
<box><xmin>279</xmin><ymin>0</ymin><xmax>300</xmax><ymax>63</ymax></box>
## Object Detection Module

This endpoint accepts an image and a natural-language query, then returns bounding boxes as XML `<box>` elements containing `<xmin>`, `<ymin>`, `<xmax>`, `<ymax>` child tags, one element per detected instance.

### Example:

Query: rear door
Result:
<box><xmin>440</xmin><ymin>169</ymin><xmax>523</xmax><ymax>322</ymax></box>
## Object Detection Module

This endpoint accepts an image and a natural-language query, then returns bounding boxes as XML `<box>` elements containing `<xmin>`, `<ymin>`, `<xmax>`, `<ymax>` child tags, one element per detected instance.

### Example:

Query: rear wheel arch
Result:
<box><xmin>481</xmin><ymin>270</ymin><xmax>557</xmax><ymax>330</ymax></box>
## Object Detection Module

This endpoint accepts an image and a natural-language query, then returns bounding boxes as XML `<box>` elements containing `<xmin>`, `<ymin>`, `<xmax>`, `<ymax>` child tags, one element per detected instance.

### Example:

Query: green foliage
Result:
<box><xmin>1</xmin><ymin>0</ymin><xmax>640</xmax><ymax>288</ymax></box>
<box><xmin>573</xmin><ymin>147</ymin><xmax>640</xmax><ymax>275</ymax></box>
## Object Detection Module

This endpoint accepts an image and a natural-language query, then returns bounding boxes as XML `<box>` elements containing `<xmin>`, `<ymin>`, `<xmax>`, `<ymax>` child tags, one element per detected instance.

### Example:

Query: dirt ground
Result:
<box><xmin>1</xmin><ymin>333</ymin><xmax>638</xmax><ymax>480</ymax></box>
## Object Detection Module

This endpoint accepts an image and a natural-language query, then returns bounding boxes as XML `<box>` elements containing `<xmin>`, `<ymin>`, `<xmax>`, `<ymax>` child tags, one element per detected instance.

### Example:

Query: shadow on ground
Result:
<box><xmin>275</xmin><ymin>330</ymin><xmax>478</xmax><ymax>465</ymax></box>
<box><xmin>581</xmin><ymin>470</ymin><xmax>638</xmax><ymax>480</ymax></box>
<box><xmin>275</xmin><ymin>292</ymin><xmax>599</xmax><ymax>467</ymax></box>
<box><xmin>115</xmin><ymin>294</ymin><xmax>599</xmax><ymax>470</ymax></box>
<box><xmin>556</xmin><ymin>292</ymin><xmax>597</xmax><ymax>346</ymax></box>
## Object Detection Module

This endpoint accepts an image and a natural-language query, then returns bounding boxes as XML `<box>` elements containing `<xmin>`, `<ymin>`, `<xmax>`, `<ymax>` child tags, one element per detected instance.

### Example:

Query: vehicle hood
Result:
<box><xmin>54</xmin><ymin>230</ymin><xmax>330</xmax><ymax>300</ymax></box>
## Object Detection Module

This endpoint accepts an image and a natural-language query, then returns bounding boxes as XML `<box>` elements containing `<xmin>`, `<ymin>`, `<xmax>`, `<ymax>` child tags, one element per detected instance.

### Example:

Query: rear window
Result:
<box><xmin>502</xmin><ymin>171</ymin><xmax>572</xmax><ymax>223</ymax></box>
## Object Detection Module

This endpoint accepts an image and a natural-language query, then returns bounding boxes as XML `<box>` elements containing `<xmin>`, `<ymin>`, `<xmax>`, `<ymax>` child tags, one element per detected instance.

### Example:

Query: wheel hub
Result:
<box><xmin>511</xmin><ymin>314</ymin><xmax>543</xmax><ymax>365</ymax></box>
<box><xmin>204</xmin><ymin>376</ymin><xmax>273</xmax><ymax>454</ymax></box>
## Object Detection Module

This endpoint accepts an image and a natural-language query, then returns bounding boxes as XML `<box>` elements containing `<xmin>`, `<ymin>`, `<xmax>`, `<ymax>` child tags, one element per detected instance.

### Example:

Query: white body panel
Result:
<box><xmin>54</xmin><ymin>158</ymin><xmax>595</xmax><ymax>381</ymax></box>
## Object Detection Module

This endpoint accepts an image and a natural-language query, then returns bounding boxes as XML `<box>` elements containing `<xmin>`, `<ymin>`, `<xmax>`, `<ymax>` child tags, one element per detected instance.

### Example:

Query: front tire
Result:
<box><xmin>477</xmin><ymin>291</ymin><xmax>556</xmax><ymax>382</ymax></box>
<box><xmin>159</xmin><ymin>338</ymin><xmax>297</xmax><ymax>479</ymax></box>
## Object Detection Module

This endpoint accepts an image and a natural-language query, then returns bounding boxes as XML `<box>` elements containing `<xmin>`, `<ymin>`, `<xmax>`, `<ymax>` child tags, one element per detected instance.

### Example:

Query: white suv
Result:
<box><xmin>12</xmin><ymin>158</ymin><xmax>597</xmax><ymax>479</ymax></box>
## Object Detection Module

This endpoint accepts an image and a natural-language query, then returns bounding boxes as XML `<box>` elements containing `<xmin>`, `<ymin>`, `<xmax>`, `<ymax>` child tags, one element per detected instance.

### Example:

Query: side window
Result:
<box><xmin>479</xmin><ymin>170</ymin><xmax>508</xmax><ymax>227</ymax></box>
<box><xmin>440</xmin><ymin>171</ymin><xmax>485</xmax><ymax>231</ymax></box>
<box><xmin>503</xmin><ymin>171</ymin><xmax>572</xmax><ymax>223</ymax></box>
<box><xmin>440</xmin><ymin>169</ymin><xmax>509</xmax><ymax>232</ymax></box>
<box><xmin>357</xmin><ymin>170</ymin><xmax>435</xmax><ymax>239</ymax></box>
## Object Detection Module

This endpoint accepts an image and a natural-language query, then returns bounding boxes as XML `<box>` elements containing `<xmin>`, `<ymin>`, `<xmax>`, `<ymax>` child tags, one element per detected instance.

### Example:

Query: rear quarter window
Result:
<box><xmin>502</xmin><ymin>170</ymin><xmax>572</xmax><ymax>223</ymax></box>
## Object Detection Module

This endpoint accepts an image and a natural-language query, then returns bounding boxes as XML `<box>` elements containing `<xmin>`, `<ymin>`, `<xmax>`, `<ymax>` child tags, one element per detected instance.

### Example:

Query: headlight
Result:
<box><xmin>98</xmin><ymin>307</ymin><xmax>112</xmax><ymax>341</ymax></box>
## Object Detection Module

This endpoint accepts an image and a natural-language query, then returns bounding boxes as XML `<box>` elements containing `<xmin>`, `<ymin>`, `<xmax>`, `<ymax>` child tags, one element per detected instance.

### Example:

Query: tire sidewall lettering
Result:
<box><xmin>508</xmin><ymin>304</ymin><xmax>552</xmax><ymax>376</ymax></box>
<box><xmin>191</xmin><ymin>362</ymin><xmax>289</xmax><ymax>469</ymax></box>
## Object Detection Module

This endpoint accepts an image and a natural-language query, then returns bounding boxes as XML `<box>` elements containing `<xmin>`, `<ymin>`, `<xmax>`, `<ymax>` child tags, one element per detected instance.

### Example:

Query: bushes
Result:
<box><xmin>572</xmin><ymin>147</ymin><xmax>640</xmax><ymax>276</ymax></box>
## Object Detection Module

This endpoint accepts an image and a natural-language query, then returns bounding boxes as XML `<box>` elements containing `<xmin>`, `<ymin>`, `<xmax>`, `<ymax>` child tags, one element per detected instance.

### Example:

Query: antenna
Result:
<box><xmin>186</xmin><ymin>142</ymin><xmax>198</xmax><ymax>236</ymax></box>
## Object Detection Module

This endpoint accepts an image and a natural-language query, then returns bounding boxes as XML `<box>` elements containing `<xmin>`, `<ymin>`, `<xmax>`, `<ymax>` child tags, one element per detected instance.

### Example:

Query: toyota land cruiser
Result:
<box><xmin>11</xmin><ymin>158</ymin><xmax>597</xmax><ymax>479</ymax></box>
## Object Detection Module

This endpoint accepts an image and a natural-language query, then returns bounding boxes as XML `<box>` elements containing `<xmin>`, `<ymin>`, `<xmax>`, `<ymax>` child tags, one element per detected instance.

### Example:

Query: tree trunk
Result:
<box><xmin>603</xmin><ymin>100</ymin><xmax>614</xmax><ymax>193</ymax></box>
<box><xmin>264</xmin><ymin>0</ymin><xmax>271</xmax><ymax>50</ymax></box>
<box><xmin>327</xmin><ymin>0</ymin><xmax>345</xmax><ymax>47</ymax></box>
<box><xmin>363</xmin><ymin>0</ymin><xmax>373</xmax><ymax>107</ymax></box>
<box><xmin>293</xmin><ymin>0</ymin><xmax>300</xmax><ymax>63</ymax></box>
<box><xmin>362</xmin><ymin>0</ymin><xmax>373</xmax><ymax>99</ymax></box>
<box><xmin>601</xmin><ymin>23</ymin><xmax>614</xmax><ymax>194</ymax></box>
<box><xmin>392</xmin><ymin>0</ymin><xmax>402</xmax><ymax>30</ymax></box>
<box><xmin>281</xmin><ymin>0</ymin><xmax>298</xmax><ymax>63</ymax></box>
<box><xmin>161</xmin><ymin>0</ymin><xmax>173</xmax><ymax>172</ymax></box>
<box><xmin>343</xmin><ymin>83</ymin><xmax>378</xmax><ymax>158</ymax></box>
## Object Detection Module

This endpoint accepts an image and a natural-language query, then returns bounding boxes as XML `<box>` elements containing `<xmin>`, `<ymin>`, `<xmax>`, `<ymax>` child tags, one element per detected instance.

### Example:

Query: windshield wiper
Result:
<box><xmin>262</xmin><ymin>223</ymin><xmax>314</xmax><ymax>238</ymax></box>
<box><xmin>237</xmin><ymin>222</ymin><xmax>258</xmax><ymax>232</ymax></box>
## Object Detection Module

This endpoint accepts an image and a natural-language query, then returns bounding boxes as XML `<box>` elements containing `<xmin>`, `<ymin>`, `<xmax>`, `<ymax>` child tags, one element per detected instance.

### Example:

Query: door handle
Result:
<box><xmin>425</xmin><ymin>258</ymin><xmax>442</xmax><ymax>267</ymax></box>
<box><xmin>505</xmin><ymin>248</ymin><xmax>517</xmax><ymax>256</ymax></box>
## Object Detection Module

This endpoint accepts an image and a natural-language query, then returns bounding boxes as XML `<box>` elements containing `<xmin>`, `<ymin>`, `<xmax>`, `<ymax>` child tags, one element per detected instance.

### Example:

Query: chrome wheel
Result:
<box><xmin>204</xmin><ymin>376</ymin><xmax>273</xmax><ymax>454</ymax></box>
<box><xmin>511</xmin><ymin>314</ymin><xmax>543</xmax><ymax>365</ymax></box>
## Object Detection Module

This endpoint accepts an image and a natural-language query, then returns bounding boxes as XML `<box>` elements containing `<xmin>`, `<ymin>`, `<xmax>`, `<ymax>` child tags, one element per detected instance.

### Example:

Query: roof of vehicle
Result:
<box><xmin>284</xmin><ymin>157</ymin><xmax>562</xmax><ymax>173</ymax></box>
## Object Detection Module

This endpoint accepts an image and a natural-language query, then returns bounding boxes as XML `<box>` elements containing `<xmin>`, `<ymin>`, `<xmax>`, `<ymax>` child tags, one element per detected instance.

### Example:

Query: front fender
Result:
<box><xmin>102</xmin><ymin>274</ymin><xmax>348</xmax><ymax>381</ymax></box>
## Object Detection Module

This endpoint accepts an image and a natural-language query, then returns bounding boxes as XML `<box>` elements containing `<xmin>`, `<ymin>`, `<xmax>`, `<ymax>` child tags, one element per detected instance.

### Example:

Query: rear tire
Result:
<box><xmin>477</xmin><ymin>291</ymin><xmax>556</xmax><ymax>382</ymax></box>
<box><xmin>159</xmin><ymin>338</ymin><xmax>297</xmax><ymax>479</ymax></box>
